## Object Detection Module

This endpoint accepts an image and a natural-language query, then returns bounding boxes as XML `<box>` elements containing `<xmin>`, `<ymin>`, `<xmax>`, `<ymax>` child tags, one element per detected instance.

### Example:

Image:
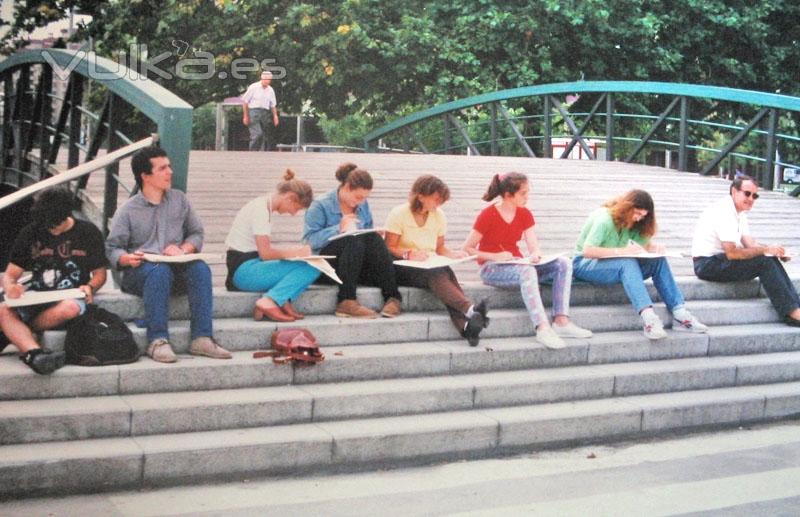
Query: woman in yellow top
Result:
<box><xmin>384</xmin><ymin>175</ymin><xmax>488</xmax><ymax>346</ymax></box>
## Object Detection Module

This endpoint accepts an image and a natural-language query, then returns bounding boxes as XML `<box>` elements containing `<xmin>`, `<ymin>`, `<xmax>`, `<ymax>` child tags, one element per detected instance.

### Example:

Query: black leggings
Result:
<box><xmin>318</xmin><ymin>232</ymin><xmax>401</xmax><ymax>303</ymax></box>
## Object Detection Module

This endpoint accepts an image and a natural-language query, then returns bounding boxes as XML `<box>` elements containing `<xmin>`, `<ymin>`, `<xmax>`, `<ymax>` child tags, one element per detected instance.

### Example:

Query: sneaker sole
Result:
<box><xmin>189</xmin><ymin>350</ymin><xmax>232</xmax><ymax>359</ymax></box>
<box><xmin>380</xmin><ymin>312</ymin><xmax>400</xmax><ymax>318</ymax></box>
<box><xmin>553</xmin><ymin>329</ymin><xmax>594</xmax><ymax>339</ymax></box>
<box><xmin>671</xmin><ymin>326</ymin><xmax>709</xmax><ymax>334</ymax></box>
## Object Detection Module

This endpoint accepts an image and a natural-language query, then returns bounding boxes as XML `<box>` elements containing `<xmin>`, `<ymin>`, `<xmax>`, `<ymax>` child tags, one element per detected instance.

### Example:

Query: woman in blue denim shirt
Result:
<box><xmin>303</xmin><ymin>163</ymin><xmax>402</xmax><ymax>318</ymax></box>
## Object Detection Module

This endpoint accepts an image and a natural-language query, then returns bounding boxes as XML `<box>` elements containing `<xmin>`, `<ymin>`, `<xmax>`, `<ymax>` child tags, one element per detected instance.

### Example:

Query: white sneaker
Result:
<box><xmin>672</xmin><ymin>314</ymin><xmax>708</xmax><ymax>333</ymax></box>
<box><xmin>642</xmin><ymin>311</ymin><xmax>667</xmax><ymax>340</ymax></box>
<box><xmin>536</xmin><ymin>327</ymin><xmax>567</xmax><ymax>349</ymax></box>
<box><xmin>553</xmin><ymin>321</ymin><xmax>593</xmax><ymax>338</ymax></box>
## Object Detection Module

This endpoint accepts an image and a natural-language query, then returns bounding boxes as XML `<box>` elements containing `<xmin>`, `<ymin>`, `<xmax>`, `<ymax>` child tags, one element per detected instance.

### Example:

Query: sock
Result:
<box><xmin>640</xmin><ymin>307</ymin><xmax>659</xmax><ymax>324</ymax></box>
<box><xmin>672</xmin><ymin>307</ymin><xmax>692</xmax><ymax>322</ymax></box>
<box><xmin>465</xmin><ymin>305</ymin><xmax>475</xmax><ymax>318</ymax></box>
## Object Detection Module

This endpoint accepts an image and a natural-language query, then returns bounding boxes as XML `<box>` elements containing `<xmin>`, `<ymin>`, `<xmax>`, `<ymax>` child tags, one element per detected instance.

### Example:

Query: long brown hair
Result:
<box><xmin>482</xmin><ymin>172</ymin><xmax>528</xmax><ymax>201</ymax></box>
<box><xmin>409</xmin><ymin>175</ymin><xmax>450</xmax><ymax>213</ymax></box>
<box><xmin>604</xmin><ymin>189</ymin><xmax>657</xmax><ymax>238</ymax></box>
<box><xmin>335</xmin><ymin>162</ymin><xmax>373</xmax><ymax>190</ymax></box>
<box><xmin>276</xmin><ymin>169</ymin><xmax>313</xmax><ymax>208</ymax></box>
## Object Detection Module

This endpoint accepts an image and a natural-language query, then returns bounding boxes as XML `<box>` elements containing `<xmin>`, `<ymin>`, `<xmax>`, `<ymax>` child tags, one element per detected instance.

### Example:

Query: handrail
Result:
<box><xmin>0</xmin><ymin>49</ymin><xmax>193</xmax><ymax>191</ymax></box>
<box><xmin>0</xmin><ymin>135</ymin><xmax>155</xmax><ymax>211</ymax></box>
<box><xmin>364</xmin><ymin>81</ymin><xmax>800</xmax><ymax>144</ymax></box>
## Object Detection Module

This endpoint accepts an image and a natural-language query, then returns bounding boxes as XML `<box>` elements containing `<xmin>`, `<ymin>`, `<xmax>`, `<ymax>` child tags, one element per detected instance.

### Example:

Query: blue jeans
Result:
<box><xmin>232</xmin><ymin>258</ymin><xmax>321</xmax><ymax>306</ymax></box>
<box><xmin>694</xmin><ymin>254</ymin><xmax>800</xmax><ymax>317</ymax></box>
<box><xmin>573</xmin><ymin>256</ymin><xmax>685</xmax><ymax>314</ymax></box>
<box><xmin>121</xmin><ymin>261</ymin><xmax>213</xmax><ymax>342</ymax></box>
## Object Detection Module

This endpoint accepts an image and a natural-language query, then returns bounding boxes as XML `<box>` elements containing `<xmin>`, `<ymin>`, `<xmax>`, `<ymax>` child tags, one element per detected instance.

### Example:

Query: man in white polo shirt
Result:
<box><xmin>691</xmin><ymin>175</ymin><xmax>800</xmax><ymax>327</ymax></box>
<box><xmin>242</xmin><ymin>71</ymin><xmax>279</xmax><ymax>151</ymax></box>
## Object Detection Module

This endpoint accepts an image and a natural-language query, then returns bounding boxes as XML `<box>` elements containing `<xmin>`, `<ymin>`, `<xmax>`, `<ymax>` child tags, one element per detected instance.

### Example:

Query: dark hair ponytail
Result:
<box><xmin>482</xmin><ymin>172</ymin><xmax>528</xmax><ymax>201</ymax></box>
<box><xmin>335</xmin><ymin>162</ymin><xmax>373</xmax><ymax>190</ymax></box>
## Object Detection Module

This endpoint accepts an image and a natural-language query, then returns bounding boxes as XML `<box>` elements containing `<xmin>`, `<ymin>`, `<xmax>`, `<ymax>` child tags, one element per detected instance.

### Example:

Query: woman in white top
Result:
<box><xmin>225</xmin><ymin>169</ymin><xmax>320</xmax><ymax>322</ymax></box>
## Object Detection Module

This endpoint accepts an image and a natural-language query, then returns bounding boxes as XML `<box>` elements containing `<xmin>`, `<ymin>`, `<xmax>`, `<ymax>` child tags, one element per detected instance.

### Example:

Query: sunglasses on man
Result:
<box><xmin>739</xmin><ymin>189</ymin><xmax>759</xmax><ymax>200</ymax></box>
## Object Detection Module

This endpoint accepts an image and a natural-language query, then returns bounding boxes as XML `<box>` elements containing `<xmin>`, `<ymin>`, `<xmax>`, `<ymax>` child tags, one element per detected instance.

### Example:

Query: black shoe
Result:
<box><xmin>462</xmin><ymin>299</ymin><xmax>490</xmax><ymax>347</ymax></box>
<box><xmin>786</xmin><ymin>316</ymin><xmax>800</xmax><ymax>328</ymax></box>
<box><xmin>20</xmin><ymin>348</ymin><xmax>66</xmax><ymax>375</ymax></box>
<box><xmin>474</xmin><ymin>298</ymin><xmax>490</xmax><ymax>328</ymax></box>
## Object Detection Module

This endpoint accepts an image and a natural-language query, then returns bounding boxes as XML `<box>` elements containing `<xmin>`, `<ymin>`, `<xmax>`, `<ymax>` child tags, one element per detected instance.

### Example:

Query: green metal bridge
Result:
<box><xmin>364</xmin><ymin>81</ymin><xmax>800</xmax><ymax>191</ymax></box>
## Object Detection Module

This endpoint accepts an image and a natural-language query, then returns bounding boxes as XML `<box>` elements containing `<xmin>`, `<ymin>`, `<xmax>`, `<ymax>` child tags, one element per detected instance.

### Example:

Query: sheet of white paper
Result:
<box><xmin>602</xmin><ymin>251</ymin><xmax>684</xmax><ymax>259</ymax></box>
<box><xmin>142</xmin><ymin>253</ymin><xmax>221</xmax><ymax>263</ymax></box>
<box><xmin>394</xmin><ymin>254</ymin><xmax>477</xmax><ymax>270</ymax></box>
<box><xmin>328</xmin><ymin>228</ymin><xmax>382</xmax><ymax>242</ymax></box>
<box><xmin>4</xmin><ymin>288</ymin><xmax>86</xmax><ymax>307</ymax></box>
<box><xmin>302</xmin><ymin>258</ymin><xmax>343</xmax><ymax>284</ymax></box>
<box><xmin>287</xmin><ymin>255</ymin><xmax>336</xmax><ymax>260</ymax></box>
<box><xmin>495</xmin><ymin>253</ymin><xmax>565</xmax><ymax>266</ymax></box>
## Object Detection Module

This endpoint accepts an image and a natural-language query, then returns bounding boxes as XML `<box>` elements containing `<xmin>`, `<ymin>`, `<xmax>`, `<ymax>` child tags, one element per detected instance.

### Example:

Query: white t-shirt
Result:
<box><xmin>691</xmin><ymin>195</ymin><xmax>750</xmax><ymax>257</ymax></box>
<box><xmin>225</xmin><ymin>196</ymin><xmax>271</xmax><ymax>252</ymax></box>
<box><xmin>241</xmin><ymin>83</ymin><xmax>277</xmax><ymax>110</ymax></box>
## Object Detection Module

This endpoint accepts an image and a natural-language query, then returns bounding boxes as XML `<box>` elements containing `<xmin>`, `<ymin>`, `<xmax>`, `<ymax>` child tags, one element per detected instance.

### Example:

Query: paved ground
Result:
<box><xmin>4</xmin><ymin>420</ymin><xmax>800</xmax><ymax>516</ymax></box>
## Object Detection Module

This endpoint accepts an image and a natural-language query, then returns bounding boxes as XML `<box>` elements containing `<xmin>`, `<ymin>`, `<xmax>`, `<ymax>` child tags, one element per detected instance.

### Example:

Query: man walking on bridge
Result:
<box><xmin>242</xmin><ymin>71</ymin><xmax>280</xmax><ymax>151</ymax></box>
<box><xmin>692</xmin><ymin>175</ymin><xmax>800</xmax><ymax>327</ymax></box>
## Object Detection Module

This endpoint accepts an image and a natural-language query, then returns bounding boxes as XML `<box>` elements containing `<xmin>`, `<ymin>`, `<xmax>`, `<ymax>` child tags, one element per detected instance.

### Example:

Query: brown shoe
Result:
<box><xmin>147</xmin><ymin>338</ymin><xmax>177</xmax><ymax>363</ymax></box>
<box><xmin>380</xmin><ymin>297</ymin><xmax>402</xmax><ymax>318</ymax></box>
<box><xmin>189</xmin><ymin>336</ymin><xmax>232</xmax><ymax>359</ymax></box>
<box><xmin>335</xmin><ymin>299</ymin><xmax>378</xmax><ymax>319</ymax></box>
<box><xmin>282</xmin><ymin>300</ymin><xmax>305</xmax><ymax>320</ymax></box>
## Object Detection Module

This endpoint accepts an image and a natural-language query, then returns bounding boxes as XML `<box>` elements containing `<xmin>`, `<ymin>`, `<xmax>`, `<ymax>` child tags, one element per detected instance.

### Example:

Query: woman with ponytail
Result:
<box><xmin>303</xmin><ymin>163</ymin><xmax>402</xmax><ymax>319</ymax></box>
<box><xmin>573</xmin><ymin>189</ymin><xmax>707</xmax><ymax>339</ymax></box>
<box><xmin>225</xmin><ymin>169</ymin><xmax>320</xmax><ymax>322</ymax></box>
<box><xmin>462</xmin><ymin>172</ymin><xmax>591</xmax><ymax>349</ymax></box>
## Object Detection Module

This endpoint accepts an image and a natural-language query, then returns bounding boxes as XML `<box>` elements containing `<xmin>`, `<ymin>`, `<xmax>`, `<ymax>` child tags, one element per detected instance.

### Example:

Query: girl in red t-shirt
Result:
<box><xmin>462</xmin><ymin>172</ymin><xmax>591</xmax><ymax>349</ymax></box>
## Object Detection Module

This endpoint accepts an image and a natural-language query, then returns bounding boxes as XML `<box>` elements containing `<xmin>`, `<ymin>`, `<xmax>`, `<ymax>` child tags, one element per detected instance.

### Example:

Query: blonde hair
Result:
<box><xmin>276</xmin><ymin>168</ymin><xmax>313</xmax><ymax>208</ymax></box>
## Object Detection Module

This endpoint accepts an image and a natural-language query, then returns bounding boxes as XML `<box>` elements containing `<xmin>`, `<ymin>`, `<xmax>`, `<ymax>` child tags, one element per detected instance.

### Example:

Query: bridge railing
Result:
<box><xmin>364</xmin><ymin>81</ymin><xmax>800</xmax><ymax>190</ymax></box>
<box><xmin>0</xmin><ymin>49</ymin><xmax>193</xmax><ymax>234</ymax></box>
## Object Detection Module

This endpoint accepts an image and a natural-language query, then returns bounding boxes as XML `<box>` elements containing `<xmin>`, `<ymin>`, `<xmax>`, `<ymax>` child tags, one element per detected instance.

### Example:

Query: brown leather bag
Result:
<box><xmin>253</xmin><ymin>328</ymin><xmax>324</xmax><ymax>365</ymax></box>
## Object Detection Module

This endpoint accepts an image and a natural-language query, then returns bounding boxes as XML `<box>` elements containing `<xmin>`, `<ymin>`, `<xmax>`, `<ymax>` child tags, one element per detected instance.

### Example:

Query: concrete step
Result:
<box><xmin>3</xmin><ymin>381</ymin><xmax>800</xmax><ymax>498</ymax></box>
<box><xmin>4</xmin><ymin>351</ymin><xmax>800</xmax><ymax>446</ymax></box>
<box><xmin>37</xmin><ymin>298</ymin><xmax>786</xmax><ymax>354</ymax></box>
<box><xmin>5</xmin><ymin>324</ymin><xmax>799</xmax><ymax>401</ymax></box>
<box><xmin>91</xmin><ymin>276</ymin><xmax>796</xmax><ymax>321</ymax></box>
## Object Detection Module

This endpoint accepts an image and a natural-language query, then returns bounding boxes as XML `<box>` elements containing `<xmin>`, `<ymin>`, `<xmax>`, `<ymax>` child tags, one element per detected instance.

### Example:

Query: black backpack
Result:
<box><xmin>65</xmin><ymin>305</ymin><xmax>139</xmax><ymax>366</ymax></box>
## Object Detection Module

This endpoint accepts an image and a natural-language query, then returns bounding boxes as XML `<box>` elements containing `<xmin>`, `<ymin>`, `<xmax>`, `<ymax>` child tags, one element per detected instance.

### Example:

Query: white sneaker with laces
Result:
<box><xmin>672</xmin><ymin>314</ymin><xmax>709</xmax><ymax>333</ymax></box>
<box><xmin>535</xmin><ymin>326</ymin><xmax>567</xmax><ymax>349</ymax></box>
<box><xmin>641</xmin><ymin>311</ymin><xmax>667</xmax><ymax>340</ymax></box>
<box><xmin>553</xmin><ymin>321</ymin><xmax>593</xmax><ymax>338</ymax></box>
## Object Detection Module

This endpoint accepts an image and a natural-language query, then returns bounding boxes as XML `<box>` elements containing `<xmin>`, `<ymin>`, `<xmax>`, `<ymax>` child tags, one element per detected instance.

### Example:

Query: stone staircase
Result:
<box><xmin>2</xmin><ymin>275</ymin><xmax>800</xmax><ymax>498</ymax></box>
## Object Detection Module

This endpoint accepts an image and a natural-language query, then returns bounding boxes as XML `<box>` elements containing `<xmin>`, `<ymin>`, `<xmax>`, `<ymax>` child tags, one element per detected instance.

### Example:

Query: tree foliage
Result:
<box><xmin>4</xmin><ymin>0</ymin><xmax>800</xmax><ymax>145</ymax></box>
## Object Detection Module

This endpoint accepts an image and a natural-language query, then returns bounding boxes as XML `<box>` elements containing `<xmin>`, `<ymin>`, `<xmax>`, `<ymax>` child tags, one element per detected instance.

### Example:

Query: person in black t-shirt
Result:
<box><xmin>0</xmin><ymin>189</ymin><xmax>108</xmax><ymax>374</ymax></box>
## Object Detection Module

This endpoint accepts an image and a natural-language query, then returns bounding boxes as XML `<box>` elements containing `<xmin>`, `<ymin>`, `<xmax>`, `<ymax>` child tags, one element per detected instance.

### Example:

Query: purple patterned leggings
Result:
<box><xmin>479</xmin><ymin>256</ymin><xmax>573</xmax><ymax>327</ymax></box>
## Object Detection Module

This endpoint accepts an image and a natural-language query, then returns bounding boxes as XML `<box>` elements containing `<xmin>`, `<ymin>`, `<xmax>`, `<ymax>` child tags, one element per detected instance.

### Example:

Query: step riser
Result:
<box><xmin>93</xmin><ymin>279</ymin><xmax>770</xmax><ymax>321</ymax></box>
<box><xmin>5</xmin><ymin>354</ymin><xmax>800</xmax><ymax>445</ymax></box>
<box><xmin>39</xmin><ymin>299</ymin><xmax>785</xmax><ymax>354</ymax></box>
<box><xmin>6</xmin><ymin>326</ymin><xmax>800</xmax><ymax>401</ymax></box>
<box><xmin>3</xmin><ymin>384</ymin><xmax>799</xmax><ymax>499</ymax></box>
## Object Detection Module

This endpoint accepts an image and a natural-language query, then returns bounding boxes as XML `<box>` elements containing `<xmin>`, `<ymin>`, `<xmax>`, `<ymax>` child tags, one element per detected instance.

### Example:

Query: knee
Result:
<box><xmin>144</xmin><ymin>264</ymin><xmax>174</xmax><ymax>288</ymax></box>
<box><xmin>0</xmin><ymin>304</ymin><xmax>16</xmax><ymax>325</ymax></box>
<box><xmin>521</xmin><ymin>265</ymin><xmax>539</xmax><ymax>283</ymax></box>
<box><xmin>187</xmin><ymin>260</ymin><xmax>212</xmax><ymax>278</ymax></box>
<box><xmin>556</xmin><ymin>256</ymin><xmax>572</xmax><ymax>275</ymax></box>
<box><xmin>52</xmin><ymin>299</ymin><xmax>82</xmax><ymax>321</ymax></box>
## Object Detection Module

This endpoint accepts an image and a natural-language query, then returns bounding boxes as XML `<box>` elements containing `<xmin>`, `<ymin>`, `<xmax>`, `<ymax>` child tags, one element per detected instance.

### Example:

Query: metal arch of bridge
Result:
<box><xmin>363</xmin><ymin>81</ymin><xmax>800</xmax><ymax>190</ymax></box>
<box><xmin>0</xmin><ymin>49</ymin><xmax>192</xmax><ymax>233</ymax></box>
